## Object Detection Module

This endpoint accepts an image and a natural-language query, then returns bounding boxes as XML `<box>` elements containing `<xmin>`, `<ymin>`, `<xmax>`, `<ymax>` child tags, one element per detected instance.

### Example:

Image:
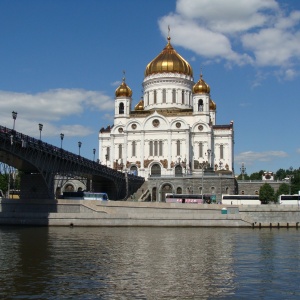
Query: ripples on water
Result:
<box><xmin>0</xmin><ymin>226</ymin><xmax>299</xmax><ymax>299</ymax></box>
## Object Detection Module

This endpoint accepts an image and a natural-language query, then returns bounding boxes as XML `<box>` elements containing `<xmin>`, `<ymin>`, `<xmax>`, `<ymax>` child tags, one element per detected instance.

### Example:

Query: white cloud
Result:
<box><xmin>235</xmin><ymin>150</ymin><xmax>288</xmax><ymax>165</ymax></box>
<box><xmin>0</xmin><ymin>89</ymin><xmax>114</xmax><ymax>137</ymax></box>
<box><xmin>176</xmin><ymin>0</ymin><xmax>279</xmax><ymax>33</ymax></box>
<box><xmin>159</xmin><ymin>0</ymin><xmax>300</xmax><ymax>73</ymax></box>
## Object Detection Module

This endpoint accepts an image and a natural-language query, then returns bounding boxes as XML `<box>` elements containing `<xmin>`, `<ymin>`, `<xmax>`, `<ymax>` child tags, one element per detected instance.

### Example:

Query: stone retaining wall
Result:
<box><xmin>0</xmin><ymin>199</ymin><xmax>299</xmax><ymax>228</ymax></box>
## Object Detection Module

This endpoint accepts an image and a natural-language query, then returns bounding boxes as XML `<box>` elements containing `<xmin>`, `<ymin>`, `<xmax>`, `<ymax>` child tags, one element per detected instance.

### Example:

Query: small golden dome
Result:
<box><xmin>115</xmin><ymin>77</ymin><xmax>132</xmax><ymax>98</ymax></box>
<box><xmin>145</xmin><ymin>36</ymin><xmax>193</xmax><ymax>77</ymax></box>
<box><xmin>210</xmin><ymin>99</ymin><xmax>216</xmax><ymax>111</ymax></box>
<box><xmin>135</xmin><ymin>99</ymin><xmax>144</xmax><ymax>111</ymax></box>
<box><xmin>193</xmin><ymin>74</ymin><xmax>210</xmax><ymax>94</ymax></box>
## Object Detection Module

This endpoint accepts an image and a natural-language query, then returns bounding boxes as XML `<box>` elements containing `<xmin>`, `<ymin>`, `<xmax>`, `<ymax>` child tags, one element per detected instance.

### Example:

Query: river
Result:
<box><xmin>0</xmin><ymin>226</ymin><xmax>299</xmax><ymax>299</ymax></box>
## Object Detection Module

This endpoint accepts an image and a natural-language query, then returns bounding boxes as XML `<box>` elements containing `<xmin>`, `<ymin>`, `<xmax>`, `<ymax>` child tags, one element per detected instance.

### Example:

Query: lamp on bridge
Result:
<box><xmin>78</xmin><ymin>141</ymin><xmax>82</xmax><ymax>156</ymax></box>
<box><xmin>60</xmin><ymin>133</ymin><xmax>64</xmax><ymax>148</ymax></box>
<box><xmin>12</xmin><ymin>111</ymin><xmax>17</xmax><ymax>131</ymax></box>
<box><xmin>93</xmin><ymin>148</ymin><xmax>96</xmax><ymax>161</ymax></box>
<box><xmin>38</xmin><ymin>123</ymin><xmax>43</xmax><ymax>140</ymax></box>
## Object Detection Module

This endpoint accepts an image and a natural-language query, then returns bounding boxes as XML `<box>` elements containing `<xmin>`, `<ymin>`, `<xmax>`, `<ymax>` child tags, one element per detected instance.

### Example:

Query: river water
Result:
<box><xmin>0</xmin><ymin>226</ymin><xmax>299</xmax><ymax>299</ymax></box>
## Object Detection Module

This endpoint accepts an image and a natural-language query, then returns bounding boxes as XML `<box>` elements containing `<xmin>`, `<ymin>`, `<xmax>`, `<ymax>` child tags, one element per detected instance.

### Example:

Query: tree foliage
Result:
<box><xmin>259</xmin><ymin>183</ymin><xmax>275</xmax><ymax>204</ymax></box>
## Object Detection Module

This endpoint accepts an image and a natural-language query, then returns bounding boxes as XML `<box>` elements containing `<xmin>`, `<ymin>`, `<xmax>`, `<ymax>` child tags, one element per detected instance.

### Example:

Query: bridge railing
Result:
<box><xmin>1</xmin><ymin>125</ymin><xmax>144</xmax><ymax>183</ymax></box>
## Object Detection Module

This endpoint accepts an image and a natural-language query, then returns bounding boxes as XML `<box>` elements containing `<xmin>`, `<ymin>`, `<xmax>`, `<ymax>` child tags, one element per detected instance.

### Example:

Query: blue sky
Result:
<box><xmin>0</xmin><ymin>0</ymin><xmax>300</xmax><ymax>176</ymax></box>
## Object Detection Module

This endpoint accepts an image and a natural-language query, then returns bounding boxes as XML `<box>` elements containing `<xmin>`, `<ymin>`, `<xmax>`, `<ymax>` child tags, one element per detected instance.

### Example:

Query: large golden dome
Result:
<box><xmin>145</xmin><ymin>36</ymin><xmax>193</xmax><ymax>77</ymax></box>
<box><xmin>193</xmin><ymin>74</ymin><xmax>210</xmax><ymax>94</ymax></box>
<box><xmin>115</xmin><ymin>77</ymin><xmax>132</xmax><ymax>97</ymax></box>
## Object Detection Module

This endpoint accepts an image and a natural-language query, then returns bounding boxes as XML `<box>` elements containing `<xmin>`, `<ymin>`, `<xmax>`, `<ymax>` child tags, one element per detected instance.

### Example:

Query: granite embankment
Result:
<box><xmin>0</xmin><ymin>199</ymin><xmax>299</xmax><ymax>228</ymax></box>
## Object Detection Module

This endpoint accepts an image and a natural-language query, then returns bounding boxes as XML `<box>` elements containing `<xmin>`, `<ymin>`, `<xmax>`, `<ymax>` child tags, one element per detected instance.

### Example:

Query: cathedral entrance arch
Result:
<box><xmin>175</xmin><ymin>165</ymin><xmax>182</xmax><ymax>176</ymax></box>
<box><xmin>161</xmin><ymin>183</ymin><xmax>172</xmax><ymax>202</ymax></box>
<box><xmin>130</xmin><ymin>165</ymin><xmax>138</xmax><ymax>176</ymax></box>
<box><xmin>151</xmin><ymin>164</ymin><xmax>161</xmax><ymax>177</ymax></box>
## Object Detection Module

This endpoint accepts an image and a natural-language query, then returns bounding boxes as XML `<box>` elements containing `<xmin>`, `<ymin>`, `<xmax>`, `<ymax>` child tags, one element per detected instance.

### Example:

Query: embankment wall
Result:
<box><xmin>0</xmin><ymin>199</ymin><xmax>299</xmax><ymax>228</ymax></box>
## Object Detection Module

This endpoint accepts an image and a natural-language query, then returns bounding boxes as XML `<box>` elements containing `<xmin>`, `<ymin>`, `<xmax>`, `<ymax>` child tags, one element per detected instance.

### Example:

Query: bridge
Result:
<box><xmin>0</xmin><ymin>125</ymin><xmax>144</xmax><ymax>200</ymax></box>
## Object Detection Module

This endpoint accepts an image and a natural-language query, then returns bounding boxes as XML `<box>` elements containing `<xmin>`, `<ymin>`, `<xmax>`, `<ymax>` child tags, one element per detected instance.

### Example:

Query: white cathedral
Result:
<box><xmin>99</xmin><ymin>33</ymin><xmax>234</xmax><ymax>180</ymax></box>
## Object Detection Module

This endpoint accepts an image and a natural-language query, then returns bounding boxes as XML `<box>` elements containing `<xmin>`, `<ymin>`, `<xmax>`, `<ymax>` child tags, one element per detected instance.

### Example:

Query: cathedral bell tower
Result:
<box><xmin>115</xmin><ymin>75</ymin><xmax>132</xmax><ymax>119</ymax></box>
<box><xmin>192</xmin><ymin>73</ymin><xmax>215</xmax><ymax>124</ymax></box>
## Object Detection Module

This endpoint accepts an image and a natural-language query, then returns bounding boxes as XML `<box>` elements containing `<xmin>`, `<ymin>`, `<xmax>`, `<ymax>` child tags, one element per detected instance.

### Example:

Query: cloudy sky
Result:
<box><xmin>0</xmin><ymin>0</ymin><xmax>300</xmax><ymax>175</ymax></box>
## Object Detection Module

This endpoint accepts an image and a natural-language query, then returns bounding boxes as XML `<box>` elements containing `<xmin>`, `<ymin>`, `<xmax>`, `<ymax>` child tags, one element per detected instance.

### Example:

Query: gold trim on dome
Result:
<box><xmin>144</xmin><ymin>35</ymin><xmax>193</xmax><ymax>77</ymax></box>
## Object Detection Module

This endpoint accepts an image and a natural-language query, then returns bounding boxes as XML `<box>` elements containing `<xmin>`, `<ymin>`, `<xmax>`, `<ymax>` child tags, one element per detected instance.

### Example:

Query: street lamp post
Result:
<box><xmin>78</xmin><ymin>141</ymin><xmax>82</xmax><ymax>156</ymax></box>
<box><xmin>105</xmin><ymin>154</ymin><xmax>108</xmax><ymax>166</ymax></box>
<box><xmin>240</xmin><ymin>162</ymin><xmax>246</xmax><ymax>180</ymax></box>
<box><xmin>60</xmin><ymin>133</ymin><xmax>64</xmax><ymax>148</ymax></box>
<box><xmin>207</xmin><ymin>149</ymin><xmax>211</xmax><ymax>167</ymax></box>
<box><xmin>12</xmin><ymin>111</ymin><xmax>17</xmax><ymax>130</ymax></box>
<box><xmin>93</xmin><ymin>148</ymin><xmax>96</xmax><ymax>161</ymax></box>
<box><xmin>38</xmin><ymin>123</ymin><xmax>43</xmax><ymax>140</ymax></box>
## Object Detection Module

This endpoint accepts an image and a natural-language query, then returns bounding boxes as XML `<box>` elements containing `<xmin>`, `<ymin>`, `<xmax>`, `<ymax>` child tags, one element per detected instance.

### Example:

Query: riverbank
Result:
<box><xmin>0</xmin><ymin>199</ymin><xmax>299</xmax><ymax>227</ymax></box>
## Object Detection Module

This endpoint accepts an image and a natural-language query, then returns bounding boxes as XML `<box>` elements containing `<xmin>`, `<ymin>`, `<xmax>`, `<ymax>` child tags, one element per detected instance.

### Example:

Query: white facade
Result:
<box><xmin>99</xmin><ymin>35</ymin><xmax>234</xmax><ymax>179</ymax></box>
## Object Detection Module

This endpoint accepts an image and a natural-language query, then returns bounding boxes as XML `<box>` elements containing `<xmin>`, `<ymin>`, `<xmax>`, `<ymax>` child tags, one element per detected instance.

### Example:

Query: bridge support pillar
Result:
<box><xmin>20</xmin><ymin>173</ymin><xmax>54</xmax><ymax>200</ymax></box>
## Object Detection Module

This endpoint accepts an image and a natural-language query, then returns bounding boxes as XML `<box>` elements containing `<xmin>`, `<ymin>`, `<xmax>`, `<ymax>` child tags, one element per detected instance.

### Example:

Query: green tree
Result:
<box><xmin>249</xmin><ymin>170</ymin><xmax>264</xmax><ymax>180</ymax></box>
<box><xmin>275</xmin><ymin>168</ymin><xmax>286</xmax><ymax>180</ymax></box>
<box><xmin>236</xmin><ymin>173</ymin><xmax>250</xmax><ymax>180</ymax></box>
<box><xmin>259</xmin><ymin>183</ymin><xmax>275</xmax><ymax>204</ymax></box>
<box><xmin>274</xmin><ymin>183</ymin><xmax>290</xmax><ymax>203</ymax></box>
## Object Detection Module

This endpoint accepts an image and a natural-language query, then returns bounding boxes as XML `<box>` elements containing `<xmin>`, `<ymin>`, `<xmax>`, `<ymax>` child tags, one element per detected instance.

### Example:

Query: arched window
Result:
<box><xmin>172</xmin><ymin>89</ymin><xmax>176</xmax><ymax>103</ymax></box>
<box><xmin>154</xmin><ymin>90</ymin><xmax>157</xmax><ymax>104</ymax></box>
<box><xmin>149</xmin><ymin>141</ymin><xmax>153</xmax><ymax>156</ymax></box>
<box><xmin>177</xmin><ymin>187</ymin><xmax>182</xmax><ymax>194</ymax></box>
<box><xmin>106</xmin><ymin>147</ymin><xmax>110</xmax><ymax>160</ymax></box>
<box><xmin>154</xmin><ymin>141</ymin><xmax>158</xmax><ymax>156</ymax></box>
<box><xmin>199</xmin><ymin>142</ymin><xmax>203</xmax><ymax>158</ymax></box>
<box><xmin>198</xmin><ymin>99</ymin><xmax>203</xmax><ymax>111</ymax></box>
<box><xmin>132</xmin><ymin>141</ymin><xmax>136</xmax><ymax>157</ymax></box>
<box><xmin>220</xmin><ymin>144</ymin><xmax>224</xmax><ymax>159</ymax></box>
<box><xmin>162</xmin><ymin>89</ymin><xmax>166</xmax><ymax>103</ymax></box>
<box><xmin>118</xmin><ymin>144</ymin><xmax>122</xmax><ymax>159</ymax></box>
<box><xmin>119</xmin><ymin>102</ymin><xmax>124</xmax><ymax>114</ymax></box>
<box><xmin>151</xmin><ymin>164</ymin><xmax>161</xmax><ymax>177</ymax></box>
<box><xmin>181</xmin><ymin>90</ymin><xmax>185</xmax><ymax>104</ymax></box>
<box><xmin>175</xmin><ymin>165</ymin><xmax>182</xmax><ymax>176</ymax></box>
<box><xmin>145</xmin><ymin>92</ymin><xmax>149</xmax><ymax>106</ymax></box>
<box><xmin>176</xmin><ymin>140</ymin><xmax>180</xmax><ymax>156</ymax></box>
<box><xmin>159</xmin><ymin>141</ymin><xmax>163</xmax><ymax>156</ymax></box>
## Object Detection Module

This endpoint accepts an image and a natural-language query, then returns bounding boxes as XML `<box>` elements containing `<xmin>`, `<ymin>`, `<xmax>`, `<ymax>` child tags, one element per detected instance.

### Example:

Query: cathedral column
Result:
<box><xmin>185</xmin><ymin>129</ymin><xmax>190</xmax><ymax>172</ymax></box>
<box><xmin>124</xmin><ymin>132</ymin><xmax>128</xmax><ymax>170</ymax></box>
<box><xmin>141</xmin><ymin>130</ymin><xmax>145</xmax><ymax>169</ymax></box>
<box><xmin>110</xmin><ymin>135</ymin><xmax>115</xmax><ymax>168</ymax></box>
<box><xmin>168</xmin><ymin>130</ymin><xmax>172</xmax><ymax>169</ymax></box>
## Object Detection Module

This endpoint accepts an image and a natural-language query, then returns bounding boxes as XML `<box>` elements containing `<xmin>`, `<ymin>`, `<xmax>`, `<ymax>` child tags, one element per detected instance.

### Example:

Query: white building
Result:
<box><xmin>99</xmin><ymin>34</ymin><xmax>234</xmax><ymax>180</ymax></box>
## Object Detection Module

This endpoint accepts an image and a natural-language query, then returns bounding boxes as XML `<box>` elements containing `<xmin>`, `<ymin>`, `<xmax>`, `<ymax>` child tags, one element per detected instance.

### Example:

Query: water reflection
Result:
<box><xmin>0</xmin><ymin>227</ymin><xmax>299</xmax><ymax>299</ymax></box>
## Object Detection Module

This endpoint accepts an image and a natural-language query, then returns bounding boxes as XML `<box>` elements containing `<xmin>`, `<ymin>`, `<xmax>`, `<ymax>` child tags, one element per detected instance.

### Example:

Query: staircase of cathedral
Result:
<box><xmin>128</xmin><ymin>181</ymin><xmax>150</xmax><ymax>202</ymax></box>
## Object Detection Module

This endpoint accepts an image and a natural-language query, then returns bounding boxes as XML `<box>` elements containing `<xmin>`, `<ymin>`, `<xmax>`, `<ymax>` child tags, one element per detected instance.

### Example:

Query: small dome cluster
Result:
<box><xmin>210</xmin><ymin>99</ymin><xmax>216</xmax><ymax>111</ymax></box>
<box><xmin>135</xmin><ymin>99</ymin><xmax>144</xmax><ymax>111</ymax></box>
<box><xmin>115</xmin><ymin>77</ymin><xmax>132</xmax><ymax>98</ymax></box>
<box><xmin>144</xmin><ymin>36</ymin><xmax>193</xmax><ymax>77</ymax></box>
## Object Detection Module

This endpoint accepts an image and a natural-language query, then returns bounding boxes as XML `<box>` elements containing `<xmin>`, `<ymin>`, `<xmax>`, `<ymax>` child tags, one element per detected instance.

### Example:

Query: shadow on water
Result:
<box><xmin>0</xmin><ymin>227</ymin><xmax>299</xmax><ymax>299</ymax></box>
